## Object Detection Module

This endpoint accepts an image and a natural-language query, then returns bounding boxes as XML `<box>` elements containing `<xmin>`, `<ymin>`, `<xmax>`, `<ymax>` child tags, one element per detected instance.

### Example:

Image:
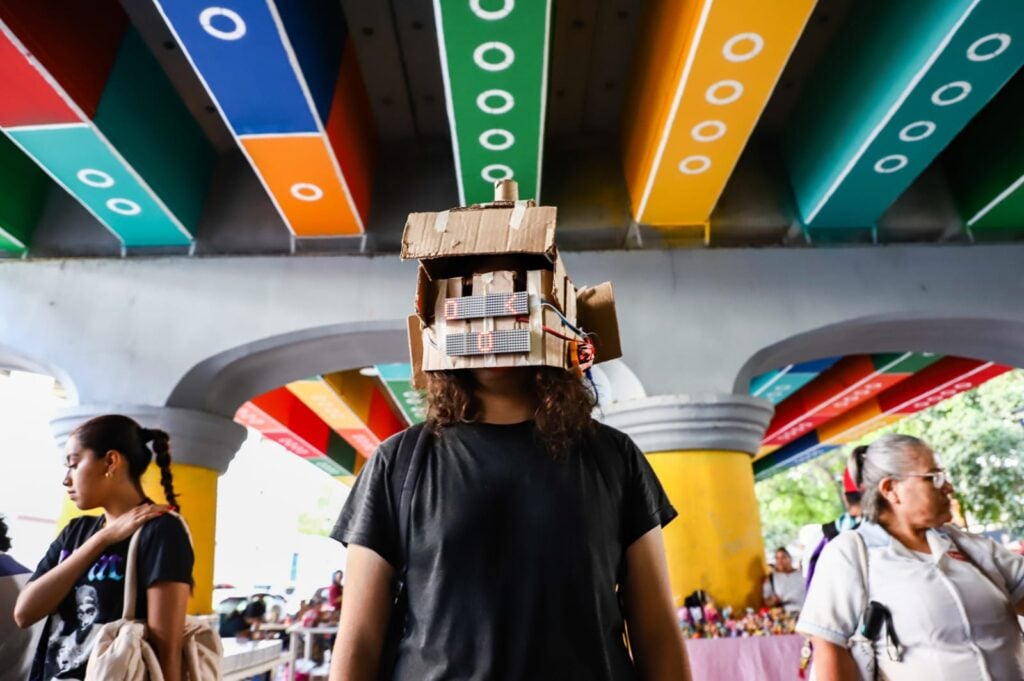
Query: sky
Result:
<box><xmin>0</xmin><ymin>370</ymin><xmax>351</xmax><ymax>606</ymax></box>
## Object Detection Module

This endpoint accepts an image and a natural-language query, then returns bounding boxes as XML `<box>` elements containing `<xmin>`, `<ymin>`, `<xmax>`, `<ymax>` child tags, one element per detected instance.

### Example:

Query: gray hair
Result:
<box><xmin>848</xmin><ymin>434</ymin><xmax>929</xmax><ymax>523</ymax></box>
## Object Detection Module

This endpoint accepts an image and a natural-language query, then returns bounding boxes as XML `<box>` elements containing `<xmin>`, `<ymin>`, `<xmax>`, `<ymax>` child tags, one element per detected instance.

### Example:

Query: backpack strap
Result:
<box><xmin>389</xmin><ymin>423</ymin><xmax>431</xmax><ymax>601</ymax></box>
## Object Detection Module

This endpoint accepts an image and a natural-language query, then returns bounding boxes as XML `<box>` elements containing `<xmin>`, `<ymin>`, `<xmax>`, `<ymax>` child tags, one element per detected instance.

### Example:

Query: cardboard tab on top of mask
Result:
<box><xmin>402</xmin><ymin>180</ymin><xmax>621</xmax><ymax>389</ymax></box>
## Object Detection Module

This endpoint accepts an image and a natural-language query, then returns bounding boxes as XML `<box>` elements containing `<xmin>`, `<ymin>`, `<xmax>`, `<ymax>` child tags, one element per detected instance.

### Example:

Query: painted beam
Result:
<box><xmin>0</xmin><ymin>133</ymin><xmax>48</xmax><ymax>254</ymax></box>
<box><xmin>287</xmin><ymin>371</ymin><xmax>405</xmax><ymax>459</ymax></box>
<box><xmin>945</xmin><ymin>70</ymin><xmax>1024</xmax><ymax>232</ymax></box>
<box><xmin>754</xmin><ymin>357</ymin><xmax>1009</xmax><ymax>479</ymax></box>
<box><xmin>622</xmin><ymin>0</ymin><xmax>816</xmax><ymax>227</ymax></box>
<box><xmin>375</xmin><ymin>363</ymin><xmax>426</xmax><ymax>426</ymax></box>
<box><xmin>235</xmin><ymin>386</ymin><xmax>363</xmax><ymax>479</ymax></box>
<box><xmin>153</xmin><ymin>0</ymin><xmax>374</xmax><ymax>236</ymax></box>
<box><xmin>749</xmin><ymin>357</ymin><xmax>840</xmax><ymax>405</ymax></box>
<box><xmin>433</xmin><ymin>0</ymin><xmax>551</xmax><ymax>205</ymax></box>
<box><xmin>786</xmin><ymin>0</ymin><xmax>1024</xmax><ymax>229</ymax></box>
<box><xmin>0</xmin><ymin>2</ymin><xmax>212</xmax><ymax>247</ymax></box>
<box><xmin>759</xmin><ymin>353</ymin><xmax>939</xmax><ymax>455</ymax></box>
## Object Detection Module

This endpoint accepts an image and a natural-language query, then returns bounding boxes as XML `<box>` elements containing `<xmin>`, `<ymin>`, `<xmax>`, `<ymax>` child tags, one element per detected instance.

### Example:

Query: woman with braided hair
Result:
<box><xmin>15</xmin><ymin>414</ymin><xmax>194</xmax><ymax>681</ymax></box>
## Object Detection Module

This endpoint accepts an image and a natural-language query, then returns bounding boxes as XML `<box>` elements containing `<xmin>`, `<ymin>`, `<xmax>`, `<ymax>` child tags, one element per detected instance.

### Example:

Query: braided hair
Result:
<box><xmin>73</xmin><ymin>415</ymin><xmax>181</xmax><ymax>511</ymax></box>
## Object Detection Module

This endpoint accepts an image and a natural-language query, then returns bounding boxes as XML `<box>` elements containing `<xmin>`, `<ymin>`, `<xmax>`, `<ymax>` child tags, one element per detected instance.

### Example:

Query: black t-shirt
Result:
<box><xmin>29</xmin><ymin>512</ymin><xmax>194</xmax><ymax>681</ymax></box>
<box><xmin>331</xmin><ymin>420</ymin><xmax>677</xmax><ymax>681</ymax></box>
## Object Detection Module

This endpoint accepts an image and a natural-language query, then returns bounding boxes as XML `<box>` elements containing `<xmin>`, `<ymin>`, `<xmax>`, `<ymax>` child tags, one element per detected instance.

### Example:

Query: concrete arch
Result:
<box><xmin>733</xmin><ymin>313</ymin><xmax>1024</xmax><ymax>394</ymax></box>
<box><xmin>0</xmin><ymin>343</ymin><xmax>79</xmax><ymax>404</ymax></box>
<box><xmin>167</xmin><ymin>320</ymin><xmax>409</xmax><ymax>418</ymax></box>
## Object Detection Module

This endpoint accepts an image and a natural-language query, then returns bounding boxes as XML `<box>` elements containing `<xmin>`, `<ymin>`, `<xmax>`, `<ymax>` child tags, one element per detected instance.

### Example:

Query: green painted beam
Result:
<box><xmin>433</xmin><ymin>0</ymin><xmax>551</xmax><ymax>204</ymax></box>
<box><xmin>0</xmin><ymin>133</ymin><xmax>48</xmax><ymax>254</ymax></box>
<box><xmin>945</xmin><ymin>71</ymin><xmax>1024</xmax><ymax>232</ymax></box>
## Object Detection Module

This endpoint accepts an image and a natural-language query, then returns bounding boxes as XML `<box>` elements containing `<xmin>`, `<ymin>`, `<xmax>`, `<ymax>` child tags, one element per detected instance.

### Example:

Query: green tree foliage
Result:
<box><xmin>756</xmin><ymin>369</ymin><xmax>1024</xmax><ymax>547</ymax></box>
<box><xmin>756</xmin><ymin>452</ymin><xmax>845</xmax><ymax>552</ymax></box>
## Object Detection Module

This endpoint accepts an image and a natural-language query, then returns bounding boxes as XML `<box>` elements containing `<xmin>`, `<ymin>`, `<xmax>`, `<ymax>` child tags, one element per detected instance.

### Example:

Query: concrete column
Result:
<box><xmin>51</xmin><ymin>405</ymin><xmax>246</xmax><ymax>615</ymax></box>
<box><xmin>603</xmin><ymin>394</ymin><xmax>774</xmax><ymax>609</ymax></box>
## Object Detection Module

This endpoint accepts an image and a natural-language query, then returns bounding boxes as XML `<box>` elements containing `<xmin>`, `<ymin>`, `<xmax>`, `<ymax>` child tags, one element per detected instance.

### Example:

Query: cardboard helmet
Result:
<box><xmin>401</xmin><ymin>181</ymin><xmax>622</xmax><ymax>389</ymax></box>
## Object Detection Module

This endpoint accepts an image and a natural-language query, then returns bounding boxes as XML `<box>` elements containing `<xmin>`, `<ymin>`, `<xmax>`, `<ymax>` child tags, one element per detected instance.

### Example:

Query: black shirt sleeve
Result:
<box><xmin>29</xmin><ymin>518</ymin><xmax>80</xmax><ymax>582</ymax></box>
<box><xmin>138</xmin><ymin>513</ymin><xmax>194</xmax><ymax>588</ymax></box>
<box><xmin>330</xmin><ymin>435</ymin><xmax>401</xmax><ymax>569</ymax></box>
<box><xmin>620</xmin><ymin>434</ymin><xmax>678</xmax><ymax>548</ymax></box>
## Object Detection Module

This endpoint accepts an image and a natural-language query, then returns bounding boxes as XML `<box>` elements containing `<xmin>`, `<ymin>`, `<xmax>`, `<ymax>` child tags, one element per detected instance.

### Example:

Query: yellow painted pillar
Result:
<box><xmin>604</xmin><ymin>394</ymin><xmax>774</xmax><ymax>609</ymax></box>
<box><xmin>647</xmin><ymin>450</ymin><xmax>765</xmax><ymax>609</ymax></box>
<box><xmin>52</xmin><ymin>406</ymin><xmax>246</xmax><ymax>615</ymax></box>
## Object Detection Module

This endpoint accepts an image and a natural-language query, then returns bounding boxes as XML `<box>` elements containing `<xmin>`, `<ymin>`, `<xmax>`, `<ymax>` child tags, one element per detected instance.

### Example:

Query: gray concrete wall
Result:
<box><xmin>1</xmin><ymin>244</ymin><xmax>1022</xmax><ymax>407</ymax></box>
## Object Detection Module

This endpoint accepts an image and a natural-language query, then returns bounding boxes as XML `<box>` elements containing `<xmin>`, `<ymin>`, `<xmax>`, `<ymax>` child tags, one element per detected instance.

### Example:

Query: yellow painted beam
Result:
<box><xmin>624</xmin><ymin>0</ymin><xmax>816</xmax><ymax>226</ymax></box>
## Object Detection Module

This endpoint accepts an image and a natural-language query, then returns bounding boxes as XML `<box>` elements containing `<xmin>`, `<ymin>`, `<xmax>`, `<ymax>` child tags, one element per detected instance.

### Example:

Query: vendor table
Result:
<box><xmin>287</xmin><ymin>625</ymin><xmax>339</xmax><ymax>681</ymax></box>
<box><xmin>684</xmin><ymin>633</ymin><xmax>804</xmax><ymax>681</ymax></box>
<box><xmin>222</xmin><ymin>638</ymin><xmax>288</xmax><ymax>681</ymax></box>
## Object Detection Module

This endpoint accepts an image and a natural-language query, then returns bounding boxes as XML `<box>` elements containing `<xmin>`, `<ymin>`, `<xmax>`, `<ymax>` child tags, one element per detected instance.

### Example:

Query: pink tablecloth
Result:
<box><xmin>684</xmin><ymin>634</ymin><xmax>803</xmax><ymax>681</ymax></box>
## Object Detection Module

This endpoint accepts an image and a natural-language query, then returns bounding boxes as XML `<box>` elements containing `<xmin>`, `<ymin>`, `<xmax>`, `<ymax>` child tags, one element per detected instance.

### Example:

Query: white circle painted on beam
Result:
<box><xmin>290</xmin><ymin>183</ymin><xmax>324</xmax><ymax>202</ymax></box>
<box><xmin>481</xmin><ymin>164</ymin><xmax>514</xmax><ymax>182</ymax></box>
<box><xmin>477</xmin><ymin>89</ymin><xmax>515</xmax><ymax>114</ymax></box>
<box><xmin>705</xmin><ymin>80</ymin><xmax>744</xmax><ymax>105</ymax></box>
<box><xmin>723</xmin><ymin>32</ymin><xmax>764</xmax><ymax>62</ymax></box>
<box><xmin>691</xmin><ymin>120</ymin><xmax>727</xmax><ymax>142</ymax></box>
<box><xmin>898</xmin><ymin>120</ymin><xmax>936</xmax><ymax>142</ymax></box>
<box><xmin>874</xmin><ymin>154</ymin><xmax>908</xmax><ymax>174</ymax></box>
<box><xmin>479</xmin><ymin>128</ymin><xmax>515</xmax><ymax>150</ymax></box>
<box><xmin>470</xmin><ymin>0</ymin><xmax>514</xmax><ymax>21</ymax></box>
<box><xmin>473</xmin><ymin>42</ymin><xmax>515</xmax><ymax>72</ymax></box>
<box><xmin>967</xmin><ymin>33</ymin><xmax>1011</xmax><ymax>62</ymax></box>
<box><xmin>199</xmin><ymin>7</ymin><xmax>247</xmax><ymax>41</ymax></box>
<box><xmin>77</xmin><ymin>168</ymin><xmax>115</xmax><ymax>188</ymax></box>
<box><xmin>931</xmin><ymin>81</ymin><xmax>972</xmax><ymax>106</ymax></box>
<box><xmin>678</xmin><ymin>155</ymin><xmax>712</xmax><ymax>175</ymax></box>
<box><xmin>106</xmin><ymin>198</ymin><xmax>142</xmax><ymax>216</ymax></box>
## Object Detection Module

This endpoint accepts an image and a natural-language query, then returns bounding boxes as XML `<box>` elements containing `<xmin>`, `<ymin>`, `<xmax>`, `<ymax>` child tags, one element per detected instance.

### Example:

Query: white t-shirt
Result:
<box><xmin>797</xmin><ymin>522</ymin><xmax>1024</xmax><ymax>681</ymax></box>
<box><xmin>763</xmin><ymin>569</ymin><xmax>806</xmax><ymax>614</ymax></box>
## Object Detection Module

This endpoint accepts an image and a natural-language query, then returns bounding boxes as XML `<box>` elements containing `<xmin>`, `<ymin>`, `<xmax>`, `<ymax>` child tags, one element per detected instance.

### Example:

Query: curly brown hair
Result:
<box><xmin>426</xmin><ymin>367</ymin><xmax>596</xmax><ymax>457</ymax></box>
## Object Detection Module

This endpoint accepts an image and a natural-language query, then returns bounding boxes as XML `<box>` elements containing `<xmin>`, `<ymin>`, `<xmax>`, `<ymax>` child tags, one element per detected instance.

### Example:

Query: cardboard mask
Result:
<box><xmin>401</xmin><ymin>180</ymin><xmax>621</xmax><ymax>388</ymax></box>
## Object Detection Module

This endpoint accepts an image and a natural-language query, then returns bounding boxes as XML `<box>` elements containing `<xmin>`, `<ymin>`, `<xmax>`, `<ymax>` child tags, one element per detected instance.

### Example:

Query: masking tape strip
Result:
<box><xmin>509</xmin><ymin>201</ymin><xmax>528</xmax><ymax>230</ymax></box>
<box><xmin>526</xmin><ymin>270</ymin><xmax>544</xmax><ymax>365</ymax></box>
<box><xmin>482</xmin><ymin>273</ymin><xmax>496</xmax><ymax>367</ymax></box>
<box><xmin>433</xmin><ymin>210</ymin><xmax>450</xmax><ymax>233</ymax></box>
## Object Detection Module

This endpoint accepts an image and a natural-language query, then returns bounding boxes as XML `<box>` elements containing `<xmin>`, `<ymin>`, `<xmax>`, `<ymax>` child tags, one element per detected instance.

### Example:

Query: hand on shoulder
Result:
<box><xmin>98</xmin><ymin>504</ymin><xmax>170</xmax><ymax>545</ymax></box>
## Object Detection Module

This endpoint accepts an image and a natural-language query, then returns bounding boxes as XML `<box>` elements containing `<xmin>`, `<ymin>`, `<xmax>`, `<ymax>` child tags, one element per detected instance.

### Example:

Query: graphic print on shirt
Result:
<box><xmin>42</xmin><ymin>558</ymin><xmax>119</xmax><ymax>679</ymax></box>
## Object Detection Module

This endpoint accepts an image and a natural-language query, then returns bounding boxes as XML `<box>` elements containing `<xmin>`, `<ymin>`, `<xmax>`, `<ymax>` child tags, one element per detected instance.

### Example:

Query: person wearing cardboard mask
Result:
<box><xmin>328</xmin><ymin>182</ymin><xmax>691</xmax><ymax>681</ymax></box>
<box><xmin>797</xmin><ymin>434</ymin><xmax>1024</xmax><ymax>680</ymax></box>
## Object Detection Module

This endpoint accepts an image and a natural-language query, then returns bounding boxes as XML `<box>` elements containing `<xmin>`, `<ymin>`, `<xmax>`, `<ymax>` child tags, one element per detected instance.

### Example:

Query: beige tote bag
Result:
<box><xmin>85</xmin><ymin>512</ymin><xmax>222</xmax><ymax>681</ymax></box>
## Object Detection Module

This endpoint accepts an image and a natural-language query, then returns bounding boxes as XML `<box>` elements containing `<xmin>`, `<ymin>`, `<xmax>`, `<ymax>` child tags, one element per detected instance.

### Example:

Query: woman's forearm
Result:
<box><xmin>152</xmin><ymin>636</ymin><xmax>183</xmax><ymax>681</ymax></box>
<box><xmin>14</xmin><ymin>530</ymin><xmax>111</xmax><ymax>628</ymax></box>
<box><xmin>811</xmin><ymin>637</ymin><xmax>859</xmax><ymax>681</ymax></box>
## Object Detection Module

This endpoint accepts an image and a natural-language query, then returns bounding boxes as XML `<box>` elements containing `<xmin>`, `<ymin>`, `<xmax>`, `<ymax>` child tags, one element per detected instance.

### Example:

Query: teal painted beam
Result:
<box><xmin>433</xmin><ymin>0</ymin><xmax>551</xmax><ymax>205</ymax></box>
<box><xmin>0</xmin><ymin>133</ymin><xmax>48</xmax><ymax>253</ymax></box>
<box><xmin>945</xmin><ymin>71</ymin><xmax>1024</xmax><ymax>232</ymax></box>
<box><xmin>786</xmin><ymin>0</ymin><xmax>1024</xmax><ymax>229</ymax></box>
<box><xmin>0</xmin><ymin>7</ymin><xmax>212</xmax><ymax>248</ymax></box>
<box><xmin>94</xmin><ymin>29</ymin><xmax>213</xmax><ymax>237</ymax></box>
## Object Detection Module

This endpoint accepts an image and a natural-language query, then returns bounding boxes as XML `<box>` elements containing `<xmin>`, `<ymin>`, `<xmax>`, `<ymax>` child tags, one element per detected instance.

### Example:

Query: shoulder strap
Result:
<box><xmin>121</xmin><ymin>510</ymin><xmax>194</xmax><ymax>620</ymax></box>
<box><xmin>853</xmin><ymin>531</ymin><xmax>870</xmax><ymax>617</ymax></box>
<box><xmin>390</xmin><ymin>424</ymin><xmax>431</xmax><ymax>580</ymax></box>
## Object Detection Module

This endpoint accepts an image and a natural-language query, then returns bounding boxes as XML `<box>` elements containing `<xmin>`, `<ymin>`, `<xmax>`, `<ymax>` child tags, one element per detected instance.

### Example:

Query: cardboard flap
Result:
<box><xmin>401</xmin><ymin>206</ymin><xmax>558</xmax><ymax>262</ymax></box>
<box><xmin>407</xmin><ymin>315</ymin><xmax>427</xmax><ymax>390</ymax></box>
<box><xmin>576</xmin><ymin>282</ymin><xmax>622</xmax><ymax>363</ymax></box>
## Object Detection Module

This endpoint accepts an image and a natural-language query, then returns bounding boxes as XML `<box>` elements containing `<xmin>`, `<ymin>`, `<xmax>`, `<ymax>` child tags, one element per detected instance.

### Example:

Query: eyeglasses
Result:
<box><xmin>898</xmin><ymin>470</ymin><xmax>951</xmax><ymax>489</ymax></box>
